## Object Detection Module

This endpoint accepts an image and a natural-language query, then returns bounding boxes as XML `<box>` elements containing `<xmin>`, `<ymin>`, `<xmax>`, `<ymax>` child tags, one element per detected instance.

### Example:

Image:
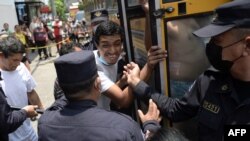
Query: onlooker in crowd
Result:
<box><xmin>75</xmin><ymin>24</ymin><xmax>85</xmax><ymax>43</ymax></box>
<box><xmin>33</xmin><ymin>24</ymin><xmax>48</xmax><ymax>60</ymax></box>
<box><xmin>62</xmin><ymin>21</ymin><xmax>71</xmax><ymax>41</ymax></box>
<box><xmin>43</xmin><ymin>20</ymin><xmax>53</xmax><ymax>57</ymax></box>
<box><xmin>52</xmin><ymin>16</ymin><xmax>63</xmax><ymax>52</ymax></box>
<box><xmin>1</xmin><ymin>23</ymin><xmax>12</xmax><ymax>35</ymax></box>
<box><xmin>14</xmin><ymin>25</ymin><xmax>31</xmax><ymax>71</ymax></box>
<box><xmin>0</xmin><ymin>36</ymin><xmax>44</xmax><ymax>141</ymax></box>
<box><xmin>123</xmin><ymin>1</ymin><xmax>250</xmax><ymax>141</ymax></box>
<box><xmin>21</xmin><ymin>24</ymin><xmax>33</xmax><ymax>58</ymax></box>
<box><xmin>82</xmin><ymin>9</ymin><xmax>109</xmax><ymax>50</ymax></box>
<box><xmin>70</xmin><ymin>17</ymin><xmax>79</xmax><ymax>43</ymax></box>
<box><xmin>81</xmin><ymin>20</ymin><xmax>89</xmax><ymax>40</ymax></box>
<box><xmin>0</xmin><ymin>70</ymin><xmax>38</xmax><ymax>141</ymax></box>
<box><xmin>14</xmin><ymin>25</ymin><xmax>27</xmax><ymax>47</ymax></box>
<box><xmin>38</xmin><ymin>51</ymin><xmax>161</xmax><ymax>141</ymax></box>
<box><xmin>93</xmin><ymin>21</ymin><xmax>167</xmax><ymax>110</ymax></box>
<box><xmin>29</xmin><ymin>16</ymin><xmax>38</xmax><ymax>34</ymax></box>
<box><xmin>29</xmin><ymin>16</ymin><xmax>40</xmax><ymax>53</ymax></box>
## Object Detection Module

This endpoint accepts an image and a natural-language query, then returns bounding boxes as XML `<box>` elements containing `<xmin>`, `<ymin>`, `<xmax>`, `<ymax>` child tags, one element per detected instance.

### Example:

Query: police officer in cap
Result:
<box><xmin>38</xmin><ymin>51</ymin><xmax>161</xmax><ymax>141</ymax></box>
<box><xmin>82</xmin><ymin>9</ymin><xmax>109</xmax><ymax>50</ymax></box>
<box><xmin>124</xmin><ymin>0</ymin><xmax>250</xmax><ymax>141</ymax></box>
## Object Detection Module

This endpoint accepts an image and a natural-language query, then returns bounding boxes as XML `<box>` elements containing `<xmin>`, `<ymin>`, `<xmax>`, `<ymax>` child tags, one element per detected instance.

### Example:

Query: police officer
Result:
<box><xmin>124</xmin><ymin>0</ymin><xmax>250</xmax><ymax>141</ymax></box>
<box><xmin>81</xmin><ymin>9</ymin><xmax>109</xmax><ymax>50</ymax></box>
<box><xmin>38</xmin><ymin>51</ymin><xmax>161</xmax><ymax>141</ymax></box>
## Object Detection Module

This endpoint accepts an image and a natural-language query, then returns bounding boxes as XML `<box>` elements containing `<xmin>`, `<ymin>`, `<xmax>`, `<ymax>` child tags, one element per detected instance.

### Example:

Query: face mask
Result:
<box><xmin>206</xmin><ymin>39</ymin><xmax>244</xmax><ymax>72</ymax></box>
<box><xmin>97</xmin><ymin>55</ymin><xmax>111</xmax><ymax>66</ymax></box>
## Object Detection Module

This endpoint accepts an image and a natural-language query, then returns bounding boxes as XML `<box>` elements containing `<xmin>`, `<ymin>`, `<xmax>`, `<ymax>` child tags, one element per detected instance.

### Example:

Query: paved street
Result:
<box><xmin>29</xmin><ymin>44</ymin><xmax>59</xmax><ymax>132</ymax></box>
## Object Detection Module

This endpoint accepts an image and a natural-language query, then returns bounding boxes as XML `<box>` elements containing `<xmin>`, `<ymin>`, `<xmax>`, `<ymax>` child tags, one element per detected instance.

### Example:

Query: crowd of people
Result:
<box><xmin>1</xmin><ymin>0</ymin><xmax>250</xmax><ymax>141</ymax></box>
<box><xmin>0</xmin><ymin>13</ymin><xmax>90</xmax><ymax>61</ymax></box>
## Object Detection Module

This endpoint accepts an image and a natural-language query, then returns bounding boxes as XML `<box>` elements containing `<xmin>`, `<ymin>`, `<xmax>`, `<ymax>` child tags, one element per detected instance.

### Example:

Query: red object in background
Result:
<box><xmin>40</xmin><ymin>5</ymin><xmax>51</xmax><ymax>13</ymax></box>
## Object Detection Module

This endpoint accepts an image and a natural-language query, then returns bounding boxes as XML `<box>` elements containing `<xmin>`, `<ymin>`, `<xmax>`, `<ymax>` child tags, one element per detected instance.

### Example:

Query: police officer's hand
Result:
<box><xmin>22</xmin><ymin>105</ymin><xmax>38</xmax><ymax>118</ymax></box>
<box><xmin>123</xmin><ymin>62</ymin><xmax>141</xmax><ymax>87</ymax></box>
<box><xmin>138</xmin><ymin>99</ymin><xmax>162</xmax><ymax>123</ymax></box>
<box><xmin>147</xmin><ymin>46</ymin><xmax>167</xmax><ymax>69</ymax></box>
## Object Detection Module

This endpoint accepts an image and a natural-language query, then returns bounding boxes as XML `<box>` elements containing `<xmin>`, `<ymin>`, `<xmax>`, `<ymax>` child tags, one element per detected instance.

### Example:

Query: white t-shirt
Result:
<box><xmin>29</xmin><ymin>22</ymin><xmax>43</xmax><ymax>33</ymax></box>
<box><xmin>29</xmin><ymin>22</ymin><xmax>37</xmax><ymax>33</ymax></box>
<box><xmin>0</xmin><ymin>63</ymin><xmax>37</xmax><ymax>141</ymax></box>
<box><xmin>93</xmin><ymin>50</ymin><xmax>118</xmax><ymax>110</ymax></box>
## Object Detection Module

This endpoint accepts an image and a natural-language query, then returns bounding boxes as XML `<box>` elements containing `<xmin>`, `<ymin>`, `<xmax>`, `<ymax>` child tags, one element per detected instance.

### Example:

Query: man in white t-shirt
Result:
<box><xmin>52</xmin><ymin>16</ymin><xmax>63</xmax><ymax>52</ymax></box>
<box><xmin>93</xmin><ymin>21</ymin><xmax>167</xmax><ymax>110</ymax></box>
<box><xmin>0</xmin><ymin>36</ymin><xmax>44</xmax><ymax>141</ymax></box>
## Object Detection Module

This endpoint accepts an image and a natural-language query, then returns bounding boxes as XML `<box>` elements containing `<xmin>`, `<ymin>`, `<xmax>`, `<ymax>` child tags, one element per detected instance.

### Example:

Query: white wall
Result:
<box><xmin>0</xmin><ymin>0</ymin><xmax>18</xmax><ymax>32</ymax></box>
<box><xmin>0</xmin><ymin>0</ymin><xmax>14</xmax><ymax>5</ymax></box>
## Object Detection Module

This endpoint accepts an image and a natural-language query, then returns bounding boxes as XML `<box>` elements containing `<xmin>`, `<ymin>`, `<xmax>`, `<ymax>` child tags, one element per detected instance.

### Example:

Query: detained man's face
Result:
<box><xmin>0</xmin><ymin>53</ymin><xmax>23</xmax><ymax>71</ymax></box>
<box><xmin>97</xmin><ymin>34</ymin><xmax>122</xmax><ymax>65</ymax></box>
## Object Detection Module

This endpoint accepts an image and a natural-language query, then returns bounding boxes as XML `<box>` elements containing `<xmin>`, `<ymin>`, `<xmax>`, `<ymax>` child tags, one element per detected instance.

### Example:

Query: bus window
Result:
<box><xmin>130</xmin><ymin>18</ymin><xmax>147</xmax><ymax>68</ymax></box>
<box><xmin>166</xmin><ymin>15</ymin><xmax>212</xmax><ymax>98</ymax></box>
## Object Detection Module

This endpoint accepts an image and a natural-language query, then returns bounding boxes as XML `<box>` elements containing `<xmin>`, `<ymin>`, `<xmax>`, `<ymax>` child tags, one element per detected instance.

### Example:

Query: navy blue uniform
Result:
<box><xmin>134</xmin><ymin>70</ymin><xmax>250</xmax><ymax>141</ymax></box>
<box><xmin>0</xmin><ymin>87</ymin><xmax>27</xmax><ymax>141</ymax></box>
<box><xmin>38</xmin><ymin>99</ymin><xmax>145</xmax><ymax>141</ymax></box>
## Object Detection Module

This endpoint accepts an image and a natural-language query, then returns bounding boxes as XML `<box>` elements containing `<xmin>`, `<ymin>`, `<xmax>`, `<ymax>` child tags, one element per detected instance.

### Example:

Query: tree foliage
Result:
<box><xmin>78</xmin><ymin>2</ymin><xmax>84</xmax><ymax>11</ymax></box>
<box><xmin>55</xmin><ymin>0</ymin><xmax>66</xmax><ymax>20</ymax></box>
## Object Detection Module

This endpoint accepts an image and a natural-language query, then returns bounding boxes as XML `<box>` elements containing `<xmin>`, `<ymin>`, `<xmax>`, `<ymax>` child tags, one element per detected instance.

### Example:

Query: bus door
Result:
<box><xmin>148</xmin><ymin>0</ymin><xmax>231</xmax><ymax>140</ymax></box>
<box><xmin>117</xmin><ymin>0</ymin><xmax>155</xmax><ymax>122</ymax></box>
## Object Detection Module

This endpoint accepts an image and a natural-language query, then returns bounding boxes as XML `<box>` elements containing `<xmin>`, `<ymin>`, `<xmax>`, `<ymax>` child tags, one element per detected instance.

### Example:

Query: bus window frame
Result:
<box><xmin>117</xmin><ymin>0</ymin><xmax>162</xmax><ymax>93</ymax></box>
<box><xmin>148</xmin><ymin>0</ymin><xmax>232</xmax><ymax>97</ymax></box>
<box><xmin>117</xmin><ymin>0</ymin><xmax>149</xmax><ymax>123</ymax></box>
<box><xmin>162</xmin><ymin>12</ymin><xmax>214</xmax><ymax>98</ymax></box>
<box><xmin>117</xmin><ymin>0</ymin><xmax>146</xmax><ymax>62</ymax></box>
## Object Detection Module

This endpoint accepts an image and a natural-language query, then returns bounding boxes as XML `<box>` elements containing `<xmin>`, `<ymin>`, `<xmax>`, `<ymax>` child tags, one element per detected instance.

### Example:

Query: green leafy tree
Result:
<box><xmin>55</xmin><ymin>0</ymin><xmax>66</xmax><ymax>21</ymax></box>
<box><xmin>78</xmin><ymin>2</ymin><xmax>84</xmax><ymax>11</ymax></box>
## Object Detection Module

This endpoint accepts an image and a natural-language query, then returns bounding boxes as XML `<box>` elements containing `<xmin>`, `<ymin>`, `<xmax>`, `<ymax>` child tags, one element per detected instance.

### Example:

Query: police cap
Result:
<box><xmin>54</xmin><ymin>51</ymin><xmax>97</xmax><ymax>84</ymax></box>
<box><xmin>90</xmin><ymin>9</ymin><xmax>109</xmax><ymax>24</ymax></box>
<box><xmin>193</xmin><ymin>0</ymin><xmax>250</xmax><ymax>37</ymax></box>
